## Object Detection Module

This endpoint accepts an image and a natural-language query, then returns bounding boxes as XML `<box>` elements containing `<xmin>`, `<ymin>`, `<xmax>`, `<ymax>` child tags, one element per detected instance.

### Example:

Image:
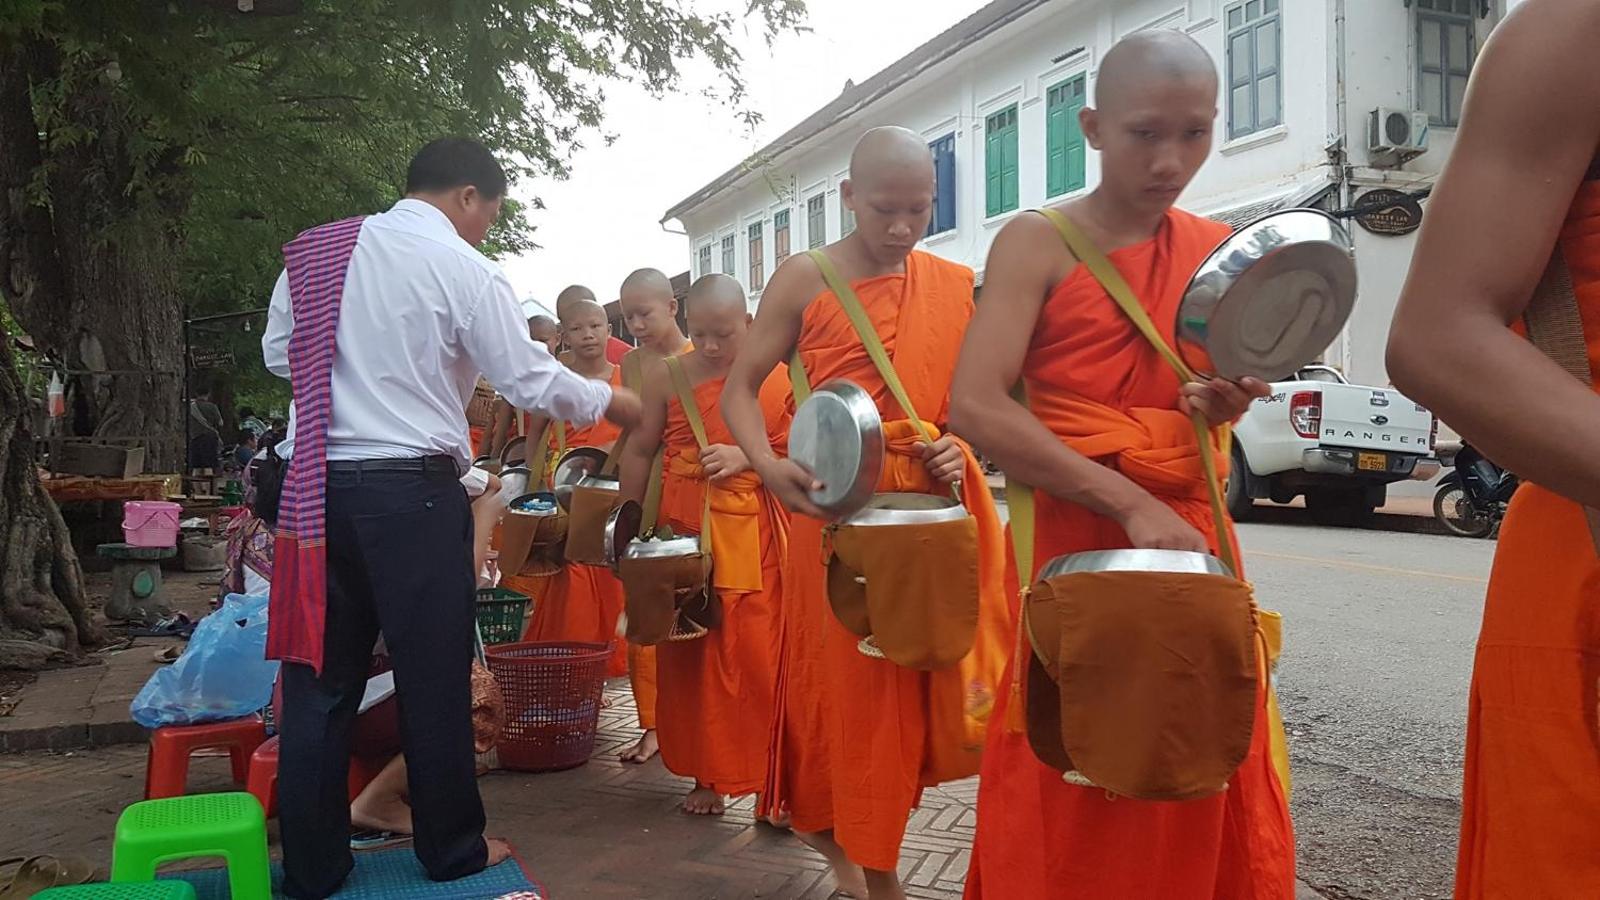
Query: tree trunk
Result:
<box><xmin>0</xmin><ymin>315</ymin><xmax>102</xmax><ymax>666</ymax></box>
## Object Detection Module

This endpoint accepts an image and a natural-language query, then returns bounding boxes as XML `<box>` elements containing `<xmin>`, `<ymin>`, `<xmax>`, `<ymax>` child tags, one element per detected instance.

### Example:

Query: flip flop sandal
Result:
<box><xmin>125</xmin><ymin>614</ymin><xmax>195</xmax><ymax>639</ymax></box>
<box><xmin>0</xmin><ymin>858</ymin><xmax>23</xmax><ymax>892</ymax></box>
<box><xmin>153</xmin><ymin>646</ymin><xmax>183</xmax><ymax>663</ymax></box>
<box><xmin>349</xmin><ymin>830</ymin><xmax>410</xmax><ymax>850</ymax></box>
<box><xmin>0</xmin><ymin>855</ymin><xmax>97</xmax><ymax>896</ymax></box>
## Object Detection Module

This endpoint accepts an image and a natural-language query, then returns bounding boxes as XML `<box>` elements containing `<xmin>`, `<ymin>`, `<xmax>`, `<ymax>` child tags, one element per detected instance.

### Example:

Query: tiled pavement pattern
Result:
<box><xmin>0</xmin><ymin>679</ymin><xmax>973</xmax><ymax>899</ymax></box>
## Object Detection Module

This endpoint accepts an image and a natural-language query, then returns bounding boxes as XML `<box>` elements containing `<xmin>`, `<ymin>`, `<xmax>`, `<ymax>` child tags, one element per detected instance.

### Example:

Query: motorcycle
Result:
<box><xmin>1433</xmin><ymin>442</ymin><xmax>1519</xmax><ymax>538</ymax></box>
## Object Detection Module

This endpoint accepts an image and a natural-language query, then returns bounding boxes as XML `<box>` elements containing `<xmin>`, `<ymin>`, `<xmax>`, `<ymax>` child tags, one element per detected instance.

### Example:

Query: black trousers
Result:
<box><xmin>278</xmin><ymin>459</ymin><xmax>486</xmax><ymax>899</ymax></box>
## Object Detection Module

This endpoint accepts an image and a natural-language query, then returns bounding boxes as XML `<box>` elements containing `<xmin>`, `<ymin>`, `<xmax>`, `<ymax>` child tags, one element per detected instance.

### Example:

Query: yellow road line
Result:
<box><xmin>1246</xmin><ymin>550</ymin><xmax>1489</xmax><ymax>585</ymax></box>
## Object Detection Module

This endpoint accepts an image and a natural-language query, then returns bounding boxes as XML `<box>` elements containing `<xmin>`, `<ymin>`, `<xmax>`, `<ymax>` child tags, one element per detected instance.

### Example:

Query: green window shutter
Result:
<box><xmin>1046</xmin><ymin>87</ymin><xmax>1067</xmax><ymax>198</ymax></box>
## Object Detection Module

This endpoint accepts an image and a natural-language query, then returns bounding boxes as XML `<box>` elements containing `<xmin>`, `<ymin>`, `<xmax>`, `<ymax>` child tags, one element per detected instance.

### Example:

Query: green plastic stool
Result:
<box><xmin>35</xmin><ymin>882</ymin><xmax>197</xmax><ymax>899</ymax></box>
<box><xmin>111</xmin><ymin>792</ymin><xmax>270</xmax><ymax>900</ymax></box>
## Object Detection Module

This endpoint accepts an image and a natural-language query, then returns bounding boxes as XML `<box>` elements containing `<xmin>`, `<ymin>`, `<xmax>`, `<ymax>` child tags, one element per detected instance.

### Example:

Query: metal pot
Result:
<box><xmin>552</xmin><ymin>446</ymin><xmax>611</xmax><ymax>511</ymax></box>
<box><xmin>1036</xmin><ymin>548</ymin><xmax>1234</xmax><ymax>581</ymax></box>
<box><xmin>500</xmin><ymin>435</ymin><xmax>529</xmax><ymax>469</ymax></box>
<box><xmin>841</xmin><ymin>492</ymin><xmax>968</xmax><ymax>527</ymax></box>
<box><xmin>496</xmin><ymin>465</ymin><xmax>532</xmax><ymax>506</ymax></box>
<box><xmin>603</xmin><ymin>499</ymin><xmax>643</xmax><ymax>567</ymax></box>
<box><xmin>1177</xmin><ymin>208</ymin><xmax>1357</xmax><ymax>381</ymax></box>
<box><xmin>789</xmin><ymin>379</ymin><xmax>885</xmax><ymax>520</ymax></box>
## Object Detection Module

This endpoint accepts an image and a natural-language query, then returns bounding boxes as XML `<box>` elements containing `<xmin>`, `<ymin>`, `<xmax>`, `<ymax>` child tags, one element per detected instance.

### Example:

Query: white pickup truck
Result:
<box><xmin>1228</xmin><ymin>365</ymin><xmax>1438</xmax><ymax>526</ymax></box>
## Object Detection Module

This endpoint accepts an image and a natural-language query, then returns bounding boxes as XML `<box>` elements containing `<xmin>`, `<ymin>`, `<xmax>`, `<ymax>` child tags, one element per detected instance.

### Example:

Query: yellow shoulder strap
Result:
<box><xmin>1031</xmin><ymin>208</ymin><xmax>1237</xmax><ymax>577</ymax></box>
<box><xmin>806</xmin><ymin>249</ymin><xmax>934</xmax><ymax>445</ymax></box>
<box><xmin>664</xmin><ymin>356</ymin><xmax>710</xmax><ymax>451</ymax></box>
<box><xmin>789</xmin><ymin>350</ymin><xmax>811</xmax><ymax>405</ymax></box>
<box><xmin>1005</xmin><ymin>383</ymin><xmax>1037</xmax><ymax>584</ymax></box>
<box><xmin>601</xmin><ymin>354</ymin><xmax>644</xmax><ymax>477</ymax></box>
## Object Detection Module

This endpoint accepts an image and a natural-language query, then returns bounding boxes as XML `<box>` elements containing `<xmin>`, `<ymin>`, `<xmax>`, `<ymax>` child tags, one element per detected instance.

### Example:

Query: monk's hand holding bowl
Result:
<box><xmin>757</xmin><ymin>456</ymin><xmax>829</xmax><ymax>520</ymax></box>
<box><xmin>917</xmin><ymin>435</ymin><xmax>966</xmax><ymax>486</ymax></box>
<box><xmin>1179</xmin><ymin>377</ymin><xmax>1270</xmax><ymax>428</ymax></box>
<box><xmin>1116</xmin><ymin>496</ymin><xmax>1210</xmax><ymax>554</ymax></box>
<box><xmin>701</xmin><ymin>443</ymin><xmax>751</xmax><ymax>482</ymax></box>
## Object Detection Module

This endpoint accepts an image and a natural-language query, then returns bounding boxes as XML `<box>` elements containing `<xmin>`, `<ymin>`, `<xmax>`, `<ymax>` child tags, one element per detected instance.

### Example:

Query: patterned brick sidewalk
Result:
<box><xmin>0</xmin><ymin>680</ymin><xmax>973</xmax><ymax>899</ymax></box>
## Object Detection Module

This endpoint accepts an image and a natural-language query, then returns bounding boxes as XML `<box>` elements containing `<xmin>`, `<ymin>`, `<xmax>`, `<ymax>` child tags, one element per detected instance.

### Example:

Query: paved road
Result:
<box><xmin>1240</xmin><ymin>521</ymin><xmax>1494</xmax><ymax>900</ymax></box>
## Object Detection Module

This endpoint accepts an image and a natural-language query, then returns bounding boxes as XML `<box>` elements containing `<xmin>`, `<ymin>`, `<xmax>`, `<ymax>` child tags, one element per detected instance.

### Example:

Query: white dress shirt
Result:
<box><xmin>262</xmin><ymin>199</ymin><xmax>611</xmax><ymax>468</ymax></box>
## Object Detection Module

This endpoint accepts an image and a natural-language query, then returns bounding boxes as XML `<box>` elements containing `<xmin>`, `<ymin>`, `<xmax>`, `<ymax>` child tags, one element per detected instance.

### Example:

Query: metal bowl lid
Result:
<box><xmin>507</xmin><ymin>492</ymin><xmax>560</xmax><ymax>517</ymax></box>
<box><xmin>1036</xmin><ymin>548</ymin><xmax>1234</xmax><ymax>581</ymax></box>
<box><xmin>789</xmin><ymin>379</ymin><xmax>885</xmax><ymax>520</ymax></box>
<box><xmin>500</xmin><ymin>435</ymin><xmax>529</xmax><ymax>468</ymax></box>
<box><xmin>623</xmin><ymin>535</ymin><xmax>702</xmax><ymax>559</ymax></box>
<box><xmin>842</xmin><ymin>492</ymin><xmax>968</xmax><ymax>527</ymax></box>
<box><xmin>552</xmin><ymin>446</ymin><xmax>610</xmax><ymax>511</ymax></box>
<box><xmin>1177</xmin><ymin>208</ymin><xmax>1357</xmax><ymax>381</ymax></box>
<box><xmin>604</xmin><ymin>500</ymin><xmax>643</xmax><ymax>566</ymax></box>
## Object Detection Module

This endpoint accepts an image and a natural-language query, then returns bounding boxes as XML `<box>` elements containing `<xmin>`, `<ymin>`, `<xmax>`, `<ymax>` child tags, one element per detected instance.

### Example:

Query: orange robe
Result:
<box><xmin>515</xmin><ymin>365</ymin><xmax>628</xmax><ymax>678</ymax></box>
<box><xmin>767</xmin><ymin>250</ymin><xmax>1011</xmax><ymax>871</ymax></box>
<box><xmin>621</xmin><ymin>340</ymin><xmax>692</xmax><ymax>733</ymax></box>
<box><xmin>963</xmin><ymin>209</ymin><xmax>1295</xmax><ymax>900</ymax></box>
<box><xmin>1454</xmin><ymin>180</ymin><xmax>1600</xmax><ymax>897</ymax></box>
<box><xmin>652</xmin><ymin>369</ymin><xmax>791</xmax><ymax>796</ymax></box>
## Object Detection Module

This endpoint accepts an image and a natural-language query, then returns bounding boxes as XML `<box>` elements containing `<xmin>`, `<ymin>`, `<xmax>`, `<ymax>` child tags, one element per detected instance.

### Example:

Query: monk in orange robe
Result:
<box><xmin>724</xmin><ymin>126</ymin><xmax>1011</xmax><ymax>900</ymax></box>
<box><xmin>1388</xmin><ymin>5</ymin><xmax>1600</xmax><ymax>894</ymax></box>
<box><xmin>614</xmin><ymin>267</ymin><xmax>696</xmax><ymax>764</ymax></box>
<box><xmin>947</xmin><ymin>32</ymin><xmax>1291</xmax><ymax>899</ymax></box>
<box><xmin>512</xmin><ymin>299</ymin><xmax>628</xmax><ymax>678</ymax></box>
<box><xmin>616</xmin><ymin>273</ymin><xmax>790</xmax><ymax>815</ymax></box>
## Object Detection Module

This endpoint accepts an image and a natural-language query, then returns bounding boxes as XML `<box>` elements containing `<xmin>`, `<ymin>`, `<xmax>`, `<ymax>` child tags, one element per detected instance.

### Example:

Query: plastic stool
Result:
<box><xmin>245</xmin><ymin>736</ymin><xmax>387</xmax><ymax>818</ymax></box>
<box><xmin>145</xmin><ymin>718</ymin><xmax>267</xmax><ymax>799</ymax></box>
<box><xmin>35</xmin><ymin>882</ymin><xmax>197</xmax><ymax>899</ymax></box>
<box><xmin>111</xmin><ymin>793</ymin><xmax>270</xmax><ymax>900</ymax></box>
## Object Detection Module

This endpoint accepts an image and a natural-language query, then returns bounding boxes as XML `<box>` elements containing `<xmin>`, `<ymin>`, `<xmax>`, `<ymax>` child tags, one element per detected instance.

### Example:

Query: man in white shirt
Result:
<box><xmin>262</xmin><ymin>138</ymin><xmax>640</xmax><ymax>899</ymax></box>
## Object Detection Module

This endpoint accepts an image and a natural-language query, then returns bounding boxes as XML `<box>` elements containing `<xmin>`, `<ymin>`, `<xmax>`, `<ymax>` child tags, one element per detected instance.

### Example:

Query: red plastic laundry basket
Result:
<box><xmin>486</xmin><ymin>641</ymin><xmax>610</xmax><ymax>772</ymax></box>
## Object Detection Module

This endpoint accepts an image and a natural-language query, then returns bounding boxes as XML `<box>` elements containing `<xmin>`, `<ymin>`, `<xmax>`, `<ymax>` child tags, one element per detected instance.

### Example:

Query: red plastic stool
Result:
<box><xmin>245</xmin><ymin>736</ymin><xmax>386</xmax><ymax>818</ymax></box>
<box><xmin>144</xmin><ymin>718</ymin><xmax>268</xmax><ymax>800</ymax></box>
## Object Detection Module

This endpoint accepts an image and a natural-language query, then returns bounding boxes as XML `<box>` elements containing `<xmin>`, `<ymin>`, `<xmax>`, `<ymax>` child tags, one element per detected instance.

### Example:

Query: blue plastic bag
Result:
<box><xmin>130</xmin><ymin>593</ymin><xmax>280</xmax><ymax>729</ymax></box>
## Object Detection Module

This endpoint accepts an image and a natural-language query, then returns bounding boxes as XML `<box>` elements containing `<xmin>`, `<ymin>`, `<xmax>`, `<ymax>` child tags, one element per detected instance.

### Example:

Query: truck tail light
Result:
<box><xmin>1429</xmin><ymin>417</ymin><xmax>1440</xmax><ymax>451</ymax></box>
<box><xmin>1290</xmin><ymin>390</ymin><xmax>1322</xmax><ymax>439</ymax></box>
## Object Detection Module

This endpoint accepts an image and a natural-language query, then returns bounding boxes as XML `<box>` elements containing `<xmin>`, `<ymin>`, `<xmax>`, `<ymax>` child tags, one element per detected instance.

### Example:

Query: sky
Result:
<box><xmin>503</xmin><ymin>0</ymin><xmax>985</xmax><ymax>317</ymax></box>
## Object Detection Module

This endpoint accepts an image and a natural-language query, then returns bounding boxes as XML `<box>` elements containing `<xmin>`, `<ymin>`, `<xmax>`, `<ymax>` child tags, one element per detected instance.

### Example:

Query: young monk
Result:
<box><xmin>723</xmin><ymin>126</ymin><xmax>1011</xmax><ymax>900</ymax></box>
<box><xmin>947</xmin><ymin>31</ymin><xmax>1291</xmax><ymax>899</ymax></box>
<box><xmin>612</xmin><ymin>266</ymin><xmax>695</xmax><ymax>764</ymax></box>
<box><xmin>556</xmin><ymin>283</ymin><xmax>630</xmax><ymax>364</ymax></box>
<box><xmin>511</xmin><ymin>299</ymin><xmax>629</xmax><ymax>677</ymax></box>
<box><xmin>1386</xmin><ymin>3</ymin><xmax>1600</xmax><ymax>894</ymax></box>
<box><xmin>616</xmin><ymin>273</ymin><xmax>790</xmax><ymax>815</ymax></box>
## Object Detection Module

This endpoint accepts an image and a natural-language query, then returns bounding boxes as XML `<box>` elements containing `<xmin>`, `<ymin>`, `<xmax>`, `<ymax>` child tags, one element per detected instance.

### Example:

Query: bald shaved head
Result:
<box><xmin>619</xmin><ymin>267</ymin><xmax>683</xmax><ymax>352</ymax></box>
<box><xmin>1079</xmin><ymin>29</ymin><xmax>1219</xmax><ymax>217</ymax></box>
<box><xmin>840</xmin><ymin>126</ymin><xmax>936</xmax><ymax>266</ymax></box>
<box><xmin>555</xmin><ymin>284</ymin><xmax>596</xmax><ymax>316</ymax></box>
<box><xmin>848</xmin><ymin>126</ymin><xmax>934</xmax><ymax>188</ymax></box>
<box><xmin>1094</xmin><ymin>29</ymin><xmax>1217</xmax><ymax>112</ymax></box>
<box><xmin>528</xmin><ymin>314</ymin><xmax>559</xmax><ymax>353</ymax></box>
<box><xmin>687</xmin><ymin>274</ymin><xmax>746</xmax><ymax>315</ymax></box>
<box><xmin>620</xmin><ymin>268</ymin><xmax>673</xmax><ymax>298</ymax></box>
<box><xmin>560</xmin><ymin>298</ymin><xmax>611</xmax><ymax>365</ymax></box>
<box><xmin>685</xmin><ymin>274</ymin><xmax>751</xmax><ymax>367</ymax></box>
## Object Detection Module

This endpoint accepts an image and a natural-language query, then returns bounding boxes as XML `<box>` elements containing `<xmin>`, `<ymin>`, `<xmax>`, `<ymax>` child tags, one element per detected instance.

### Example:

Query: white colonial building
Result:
<box><xmin>662</xmin><ymin>0</ymin><xmax>1511</xmax><ymax>387</ymax></box>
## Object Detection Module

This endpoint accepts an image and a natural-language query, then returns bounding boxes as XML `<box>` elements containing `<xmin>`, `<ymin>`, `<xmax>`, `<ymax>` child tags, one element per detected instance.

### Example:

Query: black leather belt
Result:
<box><xmin>326</xmin><ymin>455</ymin><xmax>459</xmax><ymax>477</ymax></box>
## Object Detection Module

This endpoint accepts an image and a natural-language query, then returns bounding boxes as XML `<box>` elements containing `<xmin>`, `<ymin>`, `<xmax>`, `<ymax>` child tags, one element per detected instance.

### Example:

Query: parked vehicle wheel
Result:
<box><xmin>1226</xmin><ymin>446</ymin><xmax>1254</xmax><ymax>521</ymax></box>
<box><xmin>1433</xmin><ymin>482</ymin><xmax>1494</xmax><ymax>538</ymax></box>
<box><xmin>1306</xmin><ymin>488</ymin><xmax>1376</xmax><ymax>528</ymax></box>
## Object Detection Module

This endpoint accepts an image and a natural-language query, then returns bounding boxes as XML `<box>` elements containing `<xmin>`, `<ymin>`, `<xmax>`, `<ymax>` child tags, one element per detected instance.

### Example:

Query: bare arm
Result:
<box><xmin>619</xmin><ymin>357</ymin><xmax>670</xmax><ymax>506</ymax></box>
<box><xmin>949</xmin><ymin>213</ymin><xmax>1207</xmax><ymax>551</ymax></box>
<box><xmin>1388</xmin><ymin>0</ymin><xmax>1600</xmax><ymax>507</ymax></box>
<box><xmin>723</xmin><ymin>255</ymin><xmax>826</xmax><ymax>517</ymax></box>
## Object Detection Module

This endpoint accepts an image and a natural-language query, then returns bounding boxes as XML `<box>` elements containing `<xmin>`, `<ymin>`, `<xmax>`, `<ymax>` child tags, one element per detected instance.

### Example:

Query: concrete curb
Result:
<box><xmin>0</xmin><ymin>648</ymin><xmax>157</xmax><ymax>753</ymax></box>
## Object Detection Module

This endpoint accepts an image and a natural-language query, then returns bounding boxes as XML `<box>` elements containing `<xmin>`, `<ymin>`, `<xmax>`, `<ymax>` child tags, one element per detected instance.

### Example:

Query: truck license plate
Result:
<box><xmin>1358</xmin><ymin>452</ymin><xmax>1387</xmax><ymax>472</ymax></box>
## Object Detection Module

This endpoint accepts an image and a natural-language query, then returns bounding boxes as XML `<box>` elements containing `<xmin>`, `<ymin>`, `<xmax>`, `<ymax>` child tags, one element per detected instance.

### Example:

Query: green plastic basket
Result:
<box><xmin>475</xmin><ymin>587</ymin><xmax>531</xmax><ymax>646</ymax></box>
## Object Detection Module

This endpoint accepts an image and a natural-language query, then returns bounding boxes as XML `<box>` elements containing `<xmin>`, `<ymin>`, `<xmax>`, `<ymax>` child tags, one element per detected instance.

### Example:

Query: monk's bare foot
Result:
<box><xmin>863</xmin><ymin>868</ymin><xmax>907</xmax><ymax>900</ymax></box>
<box><xmin>797</xmin><ymin>830</ymin><xmax>866</xmax><ymax>898</ymax></box>
<box><xmin>682</xmin><ymin>785</ymin><xmax>725</xmax><ymax>816</ymax></box>
<box><xmin>349</xmin><ymin>797</ymin><xmax>413</xmax><ymax>836</ymax></box>
<box><xmin>485</xmin><ymin>837</ymin><xmax>513</xmax><ymax>867</ymax></box>
<box><xmin>619</xmin><ymin>729</ymin><xmax>659</xmax><ymax>764</ymax></box>
<box><xmin>763</xmin><ymin>807</ymin><xmax>792</xmax><ymax>829</ymax></box>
